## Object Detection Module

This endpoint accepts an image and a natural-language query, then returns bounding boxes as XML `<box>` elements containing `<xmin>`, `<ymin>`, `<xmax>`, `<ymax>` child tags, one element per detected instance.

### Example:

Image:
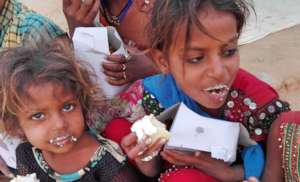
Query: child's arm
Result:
<box><xmin>121</xmin><ymin>133</ymin><xmax>166</xmax><ymax>177</ymax></box>
<box><xmin>161</xmin><ymin>149</ymin><xmax>244</xmax><ymax>182</ymax></box>
<box><xmin>261</xmin><ymin>116</ymin><xmax>284</xmax><ymax>182</ymax></box>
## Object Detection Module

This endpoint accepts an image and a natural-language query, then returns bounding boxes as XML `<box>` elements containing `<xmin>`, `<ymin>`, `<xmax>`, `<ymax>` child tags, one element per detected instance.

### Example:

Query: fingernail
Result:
<box><xmin>137</xmin><ymin>151</ymin><xmax>144</xmax><ymax>156</ymax></box>
<box><xmin>145</xmin><ymin>138</ymin><xmax>152</xmax><ymax>145</ymax></box>
<box><xmin>8</xmin><ymin>173</ymin><xmax>15</xmax><ymax>178</ymax></box>
<box><xmin>194</xmin><ymin>151</ymin><xmax>201</xmax><ymax>157</ymax></box>
<box><xmin>160</xmin><ymin>138</ymin><xmax>167</xmax><ymax>144</ymax></box>
<box><xmin>82</xmin><ymin>0</ymin><xmax>93</xmax><ymax>5</ymax></box>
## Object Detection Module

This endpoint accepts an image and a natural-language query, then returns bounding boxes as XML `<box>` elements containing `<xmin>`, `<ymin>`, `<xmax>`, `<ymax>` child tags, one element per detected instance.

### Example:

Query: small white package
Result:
<box><xmin>165</xmin><ymin>103</ymin><xmax>240</xmax><ymax>163</ymax></box>
<box><xmin>72</xmin><ymin>26</ymin><xmax>129</xmax><ymax>98</ymax></box>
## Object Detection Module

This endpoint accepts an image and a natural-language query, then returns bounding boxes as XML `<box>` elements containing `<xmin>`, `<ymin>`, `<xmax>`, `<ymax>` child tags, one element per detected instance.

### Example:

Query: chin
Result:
<box><xmin>49</xmin><ymin>144</ymin><xmax>74</xmax><ymax>154</ymax></box>
<box><xmin>197</xmin><ymin>99</ymin><xmax>226</xmax><ymax>111</ymax></box>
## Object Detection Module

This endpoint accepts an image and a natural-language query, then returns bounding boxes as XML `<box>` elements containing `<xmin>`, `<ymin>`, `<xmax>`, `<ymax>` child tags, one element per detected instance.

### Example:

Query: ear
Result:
<box><xmin>150</xmin><ymin>49</ymin><xmax>170</xmax><ymax>74</ymax></box>
<box><xmin>136</xmin><ymin>0</ymin><xmax>154</xmax><ymax>13</ymax></box>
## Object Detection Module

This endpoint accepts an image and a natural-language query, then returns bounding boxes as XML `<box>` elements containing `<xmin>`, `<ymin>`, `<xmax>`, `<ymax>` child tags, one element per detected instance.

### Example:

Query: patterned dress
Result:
<box><xmin>16</xmin><ymin>134</ymin><xmax>140</xmax><ymax>182</ymax></box>
<box><xmin>278</xmin><ymin>112</ymin><xmax>300</xmax><ymax>182</ymax></box>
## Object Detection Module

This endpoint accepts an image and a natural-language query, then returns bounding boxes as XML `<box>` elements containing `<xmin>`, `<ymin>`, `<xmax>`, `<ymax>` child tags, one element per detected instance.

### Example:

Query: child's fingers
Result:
<box><xmin>163</xmin><ymin>149</ymin><xmax>190</xmax><ymax>157</ymax></box>
<box><xmin>76</xmin><ymin>0</ymin><xmax>98</xmax><ymax>22</ymax></box>
<box><xmin>86</xmin><ymin>0</ymin><xmax>100</xmax><ymax>21</ymax></box>
<box><xmin>160</xmin><ymin>150</ymin><xmax>185</xmax><ymax>166</ymax></box>
<box><xmin>64</xmin><ymin>0</ymin><xmax>81</xmax><ymax>15</ymax></box>
<box><xmin>149</xmin><ymin>138</ymin><xmax>168</xmax><ymax>152</ymax></box>
<box><xmin>103</xmin><ymin>70</ymin><xmax>124</xmax><ymax>80</ymax></box>
<box><xmin>63</xmin><ymin>0</ymin><xmax>72</xmax><ymax>8</ymax></box>
<box><xmin>106</xmin><ymin>55</ymin><xmax>127</xmax><ymax>64</ymax></box>
<box><xmin>162</xmin><ymin>149</ymin><xmax>185</xmax><ymax>162</ymax></box>
<box><xmin>162</xmin><ymin>149</ymin><xmax>201</xmax><ymax>166</ymax></box>
<box><xmin>126</xmin><ymin>139</ymin><xmax>150</xmax><ymax>160</ymax></box>
<box><xmin>102</xmin><ymin>62</ymin><xmax>124</xmax><ymax>72</ymax></box>
<box><xmin>77</xmin><ymin>1</ymin><xmax>94</xmax><ymax>20</ymax></box>
<box><xmin>137</xmin><ymin>138</ymin><xmax>167</xmax><ymax>162</ymax></box>
<box><xmin>106</xmin><ymin>78</ymin><xmax>128</xmax><ymax>86</ymax></box>
<box><xmin>121</xmin><ymin>133</ymin><xmax>138</xmax><ymax>150</ymax></box>
<box><xmin>81</xmin><ymin>0</ymin><xmax>93</xmax><ymax>5</ymax></box>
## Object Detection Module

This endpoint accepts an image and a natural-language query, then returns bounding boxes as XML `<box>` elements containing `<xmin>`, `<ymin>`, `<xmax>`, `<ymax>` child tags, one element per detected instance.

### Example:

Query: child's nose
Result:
<box><xmin>52</xmin><ymin>113</ymin><xmax>68</xmax><ymax>130</ymax></box>
<box><xmin>207</xmin><ymin>56</ymin><xmax>225</xmax><ymax>79</ymax></box>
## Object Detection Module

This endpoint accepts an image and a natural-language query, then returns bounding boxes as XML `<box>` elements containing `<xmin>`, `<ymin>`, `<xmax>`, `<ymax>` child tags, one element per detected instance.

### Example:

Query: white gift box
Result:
<box><xmin>72</xmin><ymin>26</ymin><xmax>129</xmax><ymax>98</ymax></box>
<box><xmin>161</xmin><ymin>103</ymin><xmax>241</xmax><ymax>163</ymax></box>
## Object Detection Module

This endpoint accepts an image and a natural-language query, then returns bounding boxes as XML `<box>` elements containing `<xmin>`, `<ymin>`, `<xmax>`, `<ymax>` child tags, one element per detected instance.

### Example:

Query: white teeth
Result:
<box><xmin>48</xmin><ymin>134</ymin><xmax>77</xmax><ymax>147</ymax></box>
<box><xmin>204</xmin><ymin>84</ymin><xmax>229</xmax><ymax>92</ymax></box>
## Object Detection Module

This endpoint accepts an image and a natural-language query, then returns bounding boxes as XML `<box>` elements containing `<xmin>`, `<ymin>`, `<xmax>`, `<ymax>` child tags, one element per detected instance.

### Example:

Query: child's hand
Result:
<box><xmin>102</xmin><ymin>52</ymin><xmax>158</xmax><ymax>86</ymax></box>
<box><xmin>161</xmin><ymin>149</ymin><xmax>244</xmax><ymax>181</ymax></box>
<box><xmin>63</xmin><ymin>0</ymin><xmax>100</xmax><ymax>36</ymax></box>
<box><xmin>121</xmin><ymin>133</ymin><xmax>166</xmax><ymax>177</ymax></box>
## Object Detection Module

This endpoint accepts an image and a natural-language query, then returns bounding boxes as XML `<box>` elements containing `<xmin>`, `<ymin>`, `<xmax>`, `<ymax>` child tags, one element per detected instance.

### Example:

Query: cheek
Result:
<box><xmin>227</xmin><ymin>56</ymin><xmax>240</xmax><ymax>78</ymax></box>
<box><xmin>120</xmin><ymin>15</ymin><xmax>150</xmax><ymax>46</ymax></box>
<box><xmin>69</xmin><ymin>110</ymin><xmax>85</xmax><ymax>130</ymax></box>
<box><xmin>22</xmin><ymin>124</ymin><xmax>47</xmax><ymax>144</ymax></box>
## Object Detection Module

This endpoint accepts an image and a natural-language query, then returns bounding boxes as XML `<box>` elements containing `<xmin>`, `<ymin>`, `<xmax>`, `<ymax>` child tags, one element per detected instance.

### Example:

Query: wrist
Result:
<box><xmin>225</xmin><ymin>165</ymin><xmax>244</xmax><ymax>182</ymax></box>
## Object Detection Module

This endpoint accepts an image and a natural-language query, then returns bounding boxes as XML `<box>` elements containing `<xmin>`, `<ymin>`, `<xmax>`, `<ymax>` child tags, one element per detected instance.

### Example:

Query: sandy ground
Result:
<box><xmin>20</xmin><ymin>0</ymin><xmax>300</xmax><ymax>110</ymax></box>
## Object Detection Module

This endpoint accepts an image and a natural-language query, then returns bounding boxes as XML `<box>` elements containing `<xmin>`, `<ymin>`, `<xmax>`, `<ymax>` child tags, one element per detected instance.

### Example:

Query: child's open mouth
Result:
<box><xmin>48</xmin><ymin>134</ymin><xmax>77</xmax><ymax>148</ymax></box>
<box><xmin>203</xmin><ymin>84</ymin><xmax>229</xmax><ymax>102</ymax></box>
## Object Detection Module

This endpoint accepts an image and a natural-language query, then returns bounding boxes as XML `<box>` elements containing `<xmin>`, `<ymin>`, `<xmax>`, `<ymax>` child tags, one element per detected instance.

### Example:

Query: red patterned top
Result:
<box><xmin>277</xmin><ymin>112</ymin><xmax>300</xmax><ymax>182</ymax></box>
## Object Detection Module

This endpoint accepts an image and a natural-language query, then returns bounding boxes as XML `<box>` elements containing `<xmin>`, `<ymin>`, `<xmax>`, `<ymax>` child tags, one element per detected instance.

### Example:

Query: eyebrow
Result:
<box><xmin>183</xmin><ymin>35</ymin><xmax>239</xmax><ymax>52</ymax></box>
<box><xmin>22</xmin><ymin>95</ymin><xmax>77</xmax><ymax>114</ymax></box>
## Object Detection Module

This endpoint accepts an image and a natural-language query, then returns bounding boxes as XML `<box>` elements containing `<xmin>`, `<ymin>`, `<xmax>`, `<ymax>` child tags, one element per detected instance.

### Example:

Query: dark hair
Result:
<box><xmin>150</xmin><ymin>0</ymin><xmax>251</xmax><ymax>54</ymax></box>
<box><xmin>0</xmin><ymin>38</ymin><xmax>122</xmax><ymax>137</ymax></box>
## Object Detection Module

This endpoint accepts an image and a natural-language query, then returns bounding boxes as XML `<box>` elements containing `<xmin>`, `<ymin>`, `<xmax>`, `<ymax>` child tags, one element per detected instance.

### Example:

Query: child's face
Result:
<box><xmin>157</xmin><ymin>6</ymin><xmax>240</xmax><ymax>109</ymax></box>
<box><xmin>16</xmin><ymin>82</ymin><xmax>85</xmax><ymax>154</ymax></box>
<box><xmin>111</xmin><ymin>0</ymin><xmax>152</xmax><ymax>49</ymax></box>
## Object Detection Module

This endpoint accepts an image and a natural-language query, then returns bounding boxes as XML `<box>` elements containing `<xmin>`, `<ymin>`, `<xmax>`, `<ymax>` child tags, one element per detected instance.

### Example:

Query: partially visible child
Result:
<box><xmin>261</xmin><ymin>111</ymin><xmax>300</xmax><ymax>182</ymax></box>
<box><xmin>102</xmin><ymin>0</ymin><xmax>290</xmax><ymax>181</ymax></box>
<box><xmin>0</xmin><ymin>39</ymin><xmax>140</xmax><ymax>181</ymax></box>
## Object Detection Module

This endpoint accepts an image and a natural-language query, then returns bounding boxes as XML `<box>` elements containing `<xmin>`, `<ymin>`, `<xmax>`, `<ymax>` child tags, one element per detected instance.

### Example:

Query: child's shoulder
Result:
<box><xmin>224</xmin><ymin>69</ymin><xmax>290</xmax><ymax>141</ymax></box>
<box><xmin>16</xmin><ymin>142</ymin><xmax>33</xmax><ymax>156</ymax></box>
<box><xmin>273</xmin><ymin>111</ymin><xmax>300</xmax><ymax>131</ymax></box>
<box><xmin>232</xmin><ymin>69</ymin><xmax>278</xmax><ymax>104</ymax></box>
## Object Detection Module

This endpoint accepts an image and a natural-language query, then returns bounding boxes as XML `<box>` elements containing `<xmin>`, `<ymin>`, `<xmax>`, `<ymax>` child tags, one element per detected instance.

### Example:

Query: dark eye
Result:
<box><xmin>222</xmin><ymin>48</ymin><xmax>238</xmax><ymax>57</ymax></box>
<box><xmin>62</xmin><ymin>103</ymin><xmax>75</xmax><ymax>112</ymax></box>
<box><xmin>187</xmin><ymin>56</ymin><xmax>205</xmax><ymax>64</ymax></box>
<box><xmin>31</xmin><ymin>113</ymin><xmax>45</xmax><ymax>121</ymax></box>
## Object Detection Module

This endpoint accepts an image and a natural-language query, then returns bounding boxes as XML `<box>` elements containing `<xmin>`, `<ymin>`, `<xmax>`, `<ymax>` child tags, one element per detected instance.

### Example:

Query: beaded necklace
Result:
<box><xmin>101</xmin><ymin>0</ymin><xmax>133</xmax><ymax>26</ymax></box>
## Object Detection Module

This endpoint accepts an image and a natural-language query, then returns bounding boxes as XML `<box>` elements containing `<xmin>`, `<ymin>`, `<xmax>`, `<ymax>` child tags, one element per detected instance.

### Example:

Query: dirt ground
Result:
<box><xmin>20</xmin><ymin>0</ymin><xmax>300</xmax><ymax>110</ymax></box>
<box><xmin>240</xmin><ymin>25</ymin><xmax>300</xmax><ymax>110</ymax></box>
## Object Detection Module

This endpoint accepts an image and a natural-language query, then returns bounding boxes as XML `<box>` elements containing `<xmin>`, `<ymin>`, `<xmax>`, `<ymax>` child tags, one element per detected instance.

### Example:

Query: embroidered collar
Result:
<box><xmin>32</xmin><ymin>145</ymin><xmax>105</xmax><ymax>181</ymax></box>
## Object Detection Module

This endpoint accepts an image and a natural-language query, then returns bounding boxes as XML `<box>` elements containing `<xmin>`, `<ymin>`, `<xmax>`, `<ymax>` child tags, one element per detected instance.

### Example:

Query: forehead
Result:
<box><xmin>171</xmin><ymin>6</ymin><xmax>237</xmax><ymax>52</ymax></box>
<box><xmin>23</xmin><ymin>82</ymin><xmax>74</xmax><ymax>105</ymax></box>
